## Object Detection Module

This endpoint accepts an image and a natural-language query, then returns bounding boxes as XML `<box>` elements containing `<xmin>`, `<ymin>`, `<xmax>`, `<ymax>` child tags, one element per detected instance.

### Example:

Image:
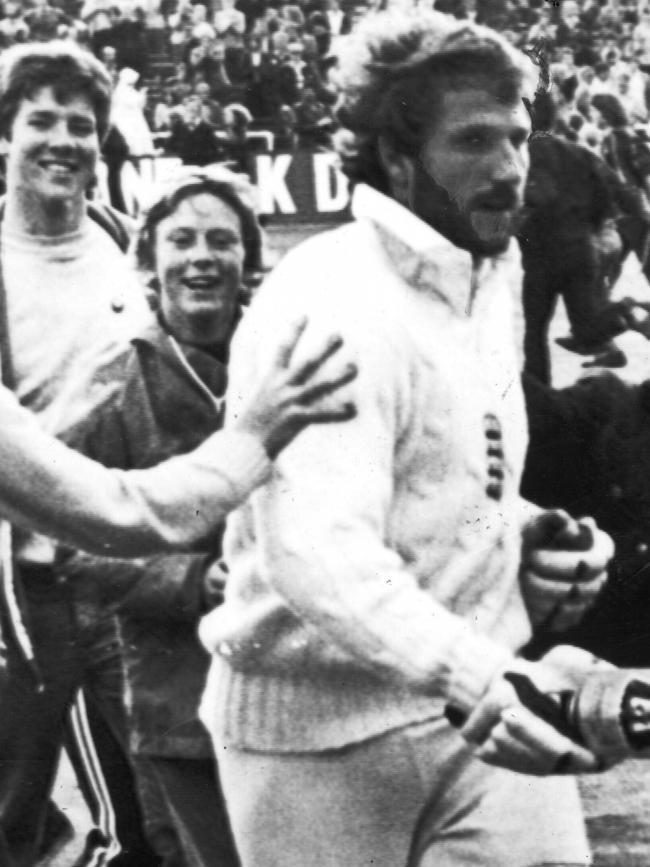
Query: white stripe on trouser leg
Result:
<box><xmin>68</xmin><ymin>690</ymin><xmax>122</xmax><ymax>866</ymax></box>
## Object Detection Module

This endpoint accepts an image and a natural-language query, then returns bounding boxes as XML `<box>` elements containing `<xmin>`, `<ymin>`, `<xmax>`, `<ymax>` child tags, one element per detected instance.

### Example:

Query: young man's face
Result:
<box><xmin>408</xmin><ymin>86</ymin><xmax>530</xmax><ymax>257</ymax></box>
<box><xmin>155</xmin><ymin>192</ymin><xmax>244</xmax><ymax>345</ymax></box>
<box><xmin>4</xmin><ymin>85</ymin><xmax>99</xmax><ymax>208</ymax></box>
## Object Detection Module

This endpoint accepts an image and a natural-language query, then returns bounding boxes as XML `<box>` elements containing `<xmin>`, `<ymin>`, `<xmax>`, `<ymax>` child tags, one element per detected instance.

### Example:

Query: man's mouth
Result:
<box><xmin>183</xmin><ymin>276</ymin><xmax>222</xmax><ymax>293</ymax></box>
<box><xmin>475</xmin><ymin>195</ymin><xmax>519</xmax><ymax>213</ymax></box>
<box><xmin>39</xmin><ymin>159</ymin><xmax>78</xmax><ymax>175</ymax></box>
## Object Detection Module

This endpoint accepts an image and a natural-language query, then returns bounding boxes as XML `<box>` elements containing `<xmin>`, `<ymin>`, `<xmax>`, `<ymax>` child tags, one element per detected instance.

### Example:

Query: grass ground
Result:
<box><xmin>46</xmin><ymin>225</ymin><xmax>650</xmax><ymax>866</ymax></box>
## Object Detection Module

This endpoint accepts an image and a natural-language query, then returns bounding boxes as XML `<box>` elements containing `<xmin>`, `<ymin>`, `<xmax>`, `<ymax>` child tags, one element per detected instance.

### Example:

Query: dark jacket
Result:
<box><xmin>522</xmin><ymin>371</ymin><xmax>650</xmax><ymax>665</ymax></box>
<box><xmin>64</xmin><ymin>316</ymin><xmax>228</xmax><ymax>756</ymax></box>
<box><xmin>518</xmin><ymin>135</ymin><xmax>618</xmax><ymax>252</ymax></box>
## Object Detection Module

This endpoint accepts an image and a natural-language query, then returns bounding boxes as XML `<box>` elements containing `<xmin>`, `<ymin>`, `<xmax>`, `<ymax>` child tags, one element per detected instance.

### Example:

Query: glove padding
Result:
<box><xmin>459</xmin><ymin>652</ymin><xmax>609</xmax><ymax>776</ymax></box>
<box><xmin>520</xmin><ymin>512</ymin><xmax>613</xmax><ymax>632</ymax></box>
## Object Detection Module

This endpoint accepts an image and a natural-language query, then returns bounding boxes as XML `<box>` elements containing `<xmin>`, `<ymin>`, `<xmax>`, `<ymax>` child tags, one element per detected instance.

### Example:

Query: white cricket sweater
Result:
<box><xmin>200</xmin><ymin>185</ymin><xmax>535</xmax><ymax>752</ymax></box>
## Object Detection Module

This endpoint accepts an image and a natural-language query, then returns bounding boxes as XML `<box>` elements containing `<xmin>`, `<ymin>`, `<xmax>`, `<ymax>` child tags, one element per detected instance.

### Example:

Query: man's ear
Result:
<box><xmin>377</xmin><ymin>136</ymin><xmax>415</xmax><ymax>204</ymax></box>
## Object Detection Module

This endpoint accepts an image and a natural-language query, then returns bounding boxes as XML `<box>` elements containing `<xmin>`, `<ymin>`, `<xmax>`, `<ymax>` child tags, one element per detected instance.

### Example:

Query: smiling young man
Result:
<box><xmin>198</xmin><ymin>11</ymin><xmax>616</xmax><ymax>867</ymax></box>
<box><xmin>56</xmin><ymin>168</ymin><xmax>263</xmax><ymax>867</ymax></box>
<box><xmin>0</xmin><ymin>42</ymin><xmax>153</xmax><ymax>867</ymax></box>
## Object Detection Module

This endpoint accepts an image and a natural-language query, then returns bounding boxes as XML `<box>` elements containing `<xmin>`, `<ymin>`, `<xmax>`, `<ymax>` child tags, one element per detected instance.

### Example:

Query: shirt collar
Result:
<box><xmin>351</xmin><ymin>183</ymin><xmax>519</xmax><ymax>316</ymax></box>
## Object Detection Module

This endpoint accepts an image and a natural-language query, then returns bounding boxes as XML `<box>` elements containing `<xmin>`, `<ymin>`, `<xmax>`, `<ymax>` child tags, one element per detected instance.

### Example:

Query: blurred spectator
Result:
<box><xmin>112</xmin><ymin>67</ymin><xmax>155</xmax><ymax>158</ymax></box>
<box><xmin>593</xmin><ymin>92</ymin><xmax>650</xmax><ymax>282</ymax></box>
<box><xmin>324</xmin><ymin>0</ymin><xmax>350</xmax><ymax>37</ymax></box>
<box><xmin>616</xmin><ymin>69</ymin><xmax>648</xmax><ymax>122</ymax></box>
<box><xmin>100</xmin><ymin>43</ymin><xmax>117</xmax><ymax>83</ymax></box>
<box><xmin>81</xmin><ymin>0</ymin><xmax>114</xmax><ymax>56</ymax></box>
<box><xmin>169</xmin><ymin>1</ymin><xmax>194</xmax><ymax>61</ymax></box>
<box><xmin>101</xmin><ymin>123</ymin><xmax>130</xmax><ymax>213</ymax></box>
<box><xmin>520</xmin><ymin>130</ymin><xmax>626</xmax><ymax>382</ymax></box>
<box><xmin>192</xmin><ymin>3</ymin><xmax>215</xmax><ymax>40</ymax></box>
<box><xmin>214</xmin><ymin>0</ymin><xmax>246</xmax><ymax>35</ymax></box>
<box><xmin>224</xmin><ymin>29</ymin><xmax>252</xmax><ymax>84</ymax></box>
<box><xmin>222</xmin><ymin>102</ymin><xmax>254</xmax><ymax>170</ymax></box>
<box><xmin>25</xmin><ymin>0</ymin><xmax>69</xmax><ymax>42</ymax></box>
<box><xmin>235</xmin><ymin>0</ymin><xmax>267</xmax><ymax>33</ymax></box>
<box><xmin>141</xmin><ymin>0</ymin><xmax>166</xmax><ymax>55</ymax></box>
<box><xmin>590</xmin><ymin>60</ymin><xmax>617</xmax><ymax>96</ymax></box>
<box><xmin>244</xmin><ymin>40</ymin><xmax>282</xmax><ymax>119</ymax></box>
<box><xmin>274</xmin><ymin>102</ymin><xmax>297</xmax><ymax>150</ymax></box>
<box><xmin>195</xmin><ymin>80</ymin><xmax>225</xmax><ymax>127</ymax></box>
<box><xmin>200</xmin><ymin>40</ymin><xmax>235</xmax><ymax>101</ymax></box>
<box><xmin>111</xmin><ymin>1</ymin><xmax>149</xmax><ymax>75</ymax></box>
<box><xmin>0</xmin><ymin>1</ymin><xmax>29</xmax><ymax>46</ymax></box>
<box><xmin>278</xmin><ymin>40</ymin><xmax>305</xmax><ymax>104</ymax></box>
<box><xmin>168</xmin><ymin>94</ymin><xmax>224</xmax><ymax>163</ymax></box>
<box><xmin>294</xmin><ymin>86</ymin><xmax>332</xmax><ymax>148</ymax></box>
<box><xmin>306</xmin><ymin>11</ymin><xmax>331</xmax><ymax>56</ymax></box>
<box><xmin>634</xmin><ymin>6</ymin><xmax>650</xmax><ymax>71</ymax></box>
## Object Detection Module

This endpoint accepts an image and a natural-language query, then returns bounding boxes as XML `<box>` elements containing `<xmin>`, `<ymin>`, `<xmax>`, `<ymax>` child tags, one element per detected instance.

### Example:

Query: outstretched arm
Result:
<box><xmin>0</xmin><ymin>318</ymin><xmax>356</xmax><ymax>556</ymax></box>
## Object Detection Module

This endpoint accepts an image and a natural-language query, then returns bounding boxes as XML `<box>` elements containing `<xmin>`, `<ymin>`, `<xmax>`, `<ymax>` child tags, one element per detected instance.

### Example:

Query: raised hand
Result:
<box><xmin>232</xmin><ymin>316</ymin><xmax>358</xmax><ymax>459</ymax></box>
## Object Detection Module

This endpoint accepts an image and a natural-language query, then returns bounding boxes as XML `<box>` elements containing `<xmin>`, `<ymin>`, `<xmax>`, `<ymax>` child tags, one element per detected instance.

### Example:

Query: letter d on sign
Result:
<box><xmin>314</xmin><ymin>153</ymin><xmax>350</xmax><ymax>213</ymax></box>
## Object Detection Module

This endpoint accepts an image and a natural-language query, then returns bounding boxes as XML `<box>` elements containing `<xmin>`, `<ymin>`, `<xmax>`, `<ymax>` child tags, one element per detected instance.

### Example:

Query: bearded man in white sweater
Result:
<box><xmin>199</xmin><ymin>11</ymin><xmax>619</xmax><ymax>867</ymax></box>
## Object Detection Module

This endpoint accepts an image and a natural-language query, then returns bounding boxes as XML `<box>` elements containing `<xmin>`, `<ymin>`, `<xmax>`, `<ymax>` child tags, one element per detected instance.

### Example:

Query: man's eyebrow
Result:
<box><xmin>448</xmin><ymin>119</ymin><xmax>530</xmax><ymax>135</ymax></box>
<box><xmin>208</xmin><ymin>228</ymin><xmax>240</xmax><ymax>238</ymax></box>
<box><xmin>447</xmin><ymin>122</ymin><xmax>494</xmax><ymax>136</ymax></box>
<box><xmin>25</xmin><ymin>109</ymin><xmax>55</xmax><ymax>119</ymax></box>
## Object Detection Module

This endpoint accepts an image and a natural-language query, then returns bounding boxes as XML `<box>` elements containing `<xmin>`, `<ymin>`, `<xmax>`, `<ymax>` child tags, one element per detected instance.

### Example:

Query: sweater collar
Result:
<box><xmin>351</xmin><ymin>183</ymin><xmax>519</xmax><ymax>316</ymax></box>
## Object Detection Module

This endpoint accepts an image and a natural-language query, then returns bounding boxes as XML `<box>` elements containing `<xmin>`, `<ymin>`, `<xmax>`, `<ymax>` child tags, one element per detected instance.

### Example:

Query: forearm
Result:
<box><xmin>0</xmin><ymin>387</ymin><xmax>270</xmax><ymax>556</ymax></box>
<box><xmin>258</xmin><ymin>456</ymin><xmax>515</xmax><ymax>710</ymax></box>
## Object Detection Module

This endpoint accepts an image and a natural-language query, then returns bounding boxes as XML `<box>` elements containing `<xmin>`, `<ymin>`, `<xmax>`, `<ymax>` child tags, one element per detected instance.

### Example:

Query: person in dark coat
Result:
<box><xmin>63</xmin><ymin>167</ymin><xmax>266</xmax><ymax>867</ymax></box>
<box><xmin>593</xmin><ymin>92</ymin><xmax>650</xmax><ymax>283</ymax></box>
<box><xmin>167</xmin><ymin>95</ymin><xmax>225</xmax><ymax>164</ymax></box>
<box><xmin>518</xmin><ymin>129</ymin><xmax>629</xmax><ymax>384</ymax></box>
<box><xmin>522</xmin><ymin>369</ymin><xmax>650</xmax><ymax>667</ymax></box>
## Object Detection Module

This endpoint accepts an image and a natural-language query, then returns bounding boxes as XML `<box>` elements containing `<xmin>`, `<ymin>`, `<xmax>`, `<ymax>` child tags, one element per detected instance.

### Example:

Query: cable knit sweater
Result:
<box><xmin>200</xmin><ymin>184</ymin><xmax>536</xmax><ymax>752</ymax></box>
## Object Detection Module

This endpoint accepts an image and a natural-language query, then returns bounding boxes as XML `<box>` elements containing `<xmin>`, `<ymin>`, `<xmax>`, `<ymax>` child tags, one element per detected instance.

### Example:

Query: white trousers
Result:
<box><xmin>211</xmin><ymin>716</ymin><xmax>592</xmax><ymax>867</ymax></box>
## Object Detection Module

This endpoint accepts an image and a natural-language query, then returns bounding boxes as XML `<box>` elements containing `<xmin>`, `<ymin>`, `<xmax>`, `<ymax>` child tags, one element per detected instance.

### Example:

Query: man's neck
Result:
<box><xmin>4</xmin><ymin>190</ymin><xmax>85</xmax><ymax>237</ymax></box>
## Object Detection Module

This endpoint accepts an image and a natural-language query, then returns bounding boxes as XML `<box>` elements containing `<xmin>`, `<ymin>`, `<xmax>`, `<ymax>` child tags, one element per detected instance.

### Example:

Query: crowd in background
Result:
<box><xmin>0</xmin><ymin>0</ymin><xmax>649</xmax><ymax>175</ymax></box>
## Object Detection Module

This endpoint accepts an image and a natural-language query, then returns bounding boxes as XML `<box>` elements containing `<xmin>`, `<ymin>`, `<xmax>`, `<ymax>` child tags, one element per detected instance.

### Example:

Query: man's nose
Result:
<box><xmin>492</xmin><ymin>140</ymin><xmax>527</xmax><ymax>187</ymax></box>
<box><xmin>190</xmin><ymin>236</ymin><xmax>216</xmax><ymax>267</ymax></box>
<box><xmin>49</xmin><ymin>120</ymin><xmax>75</xmax><ymax>150</ymax></box>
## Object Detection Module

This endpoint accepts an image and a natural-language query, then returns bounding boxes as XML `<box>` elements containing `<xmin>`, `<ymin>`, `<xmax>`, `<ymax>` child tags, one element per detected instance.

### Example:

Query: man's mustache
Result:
<box><xmin>472</xmin><ymin>187</ymin><xmax>521</xmax><ymax>211</ymax></box>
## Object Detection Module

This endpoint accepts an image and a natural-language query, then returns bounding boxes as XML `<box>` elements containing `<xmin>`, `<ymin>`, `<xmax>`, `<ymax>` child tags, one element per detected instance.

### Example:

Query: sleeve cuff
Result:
<box><xmin>446</xmin><ymin>630</ymin><xmax>515</xmax><ymax>714</ymax></box>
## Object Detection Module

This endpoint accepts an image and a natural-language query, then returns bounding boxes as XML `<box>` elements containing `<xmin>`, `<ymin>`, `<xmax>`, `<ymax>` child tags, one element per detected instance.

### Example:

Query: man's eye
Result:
<box><xmin>28</xmin><ymin>118</ymin><xmax>49</xmax><ymax>129</ymax></box>
<box><xmin>208</xmin><ymin>233</ymin><xmax>239</xmax><ymax>250</ymax></box>
<box><xmin>169</xmin><ymin>233</ymin><xmax>193</xmax><ymax>247</ymax></box>
<box><xmin>70</xmin><ymin>122</ymin><xmax>95</xmax><ymax>136</ymax></box>
<box><xmin>462</xmin><ymin>133</ymin><xmax>487</xmax><ymax>148</ymax></box>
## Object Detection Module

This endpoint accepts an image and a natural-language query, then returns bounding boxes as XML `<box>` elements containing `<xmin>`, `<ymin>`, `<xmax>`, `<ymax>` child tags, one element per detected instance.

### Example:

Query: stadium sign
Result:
<box><xmin>252</xmin><ymin>151</ymin><xmax>351</xmax><ymax>223</ymax></box>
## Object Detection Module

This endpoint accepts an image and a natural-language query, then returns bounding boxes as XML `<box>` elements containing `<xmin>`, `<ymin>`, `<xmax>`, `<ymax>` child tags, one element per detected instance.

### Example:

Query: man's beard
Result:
<box><xmin>469</xmin><ymin>207</ymin><xmax>520</xmax><ymax>255</ymax></box>
<box><xmin>410</xmin><ymin>160</ymin><xmax>522</xmax><ymax>257</ymax></box>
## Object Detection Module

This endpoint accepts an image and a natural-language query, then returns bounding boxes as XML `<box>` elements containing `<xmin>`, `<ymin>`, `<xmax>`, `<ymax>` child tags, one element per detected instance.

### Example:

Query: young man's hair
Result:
<box><xmin>334</xmin><ymin>9</ymin><xmax>536</xmax><ymax>193</ymax></box>
<box><xmin>0</xmin><ymin>41</ymin><xmax>113</xmax><ymax>141</ymax></box>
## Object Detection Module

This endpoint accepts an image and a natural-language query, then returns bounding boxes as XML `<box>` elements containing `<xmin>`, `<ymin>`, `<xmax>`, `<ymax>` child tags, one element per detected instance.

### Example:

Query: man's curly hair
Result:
<box><xmin>334</xmin><ymin>8</ymin><xmax>536</xmax><ymax>193</ymax></box>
